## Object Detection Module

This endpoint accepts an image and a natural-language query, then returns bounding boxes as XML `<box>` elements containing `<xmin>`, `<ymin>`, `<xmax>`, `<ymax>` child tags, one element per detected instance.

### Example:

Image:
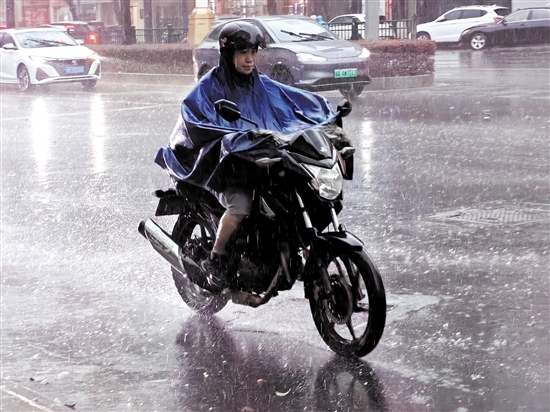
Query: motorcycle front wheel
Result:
<box><xmin>309</xmin><ymin>249</ymin><xmax>386</xmax><ymax>357</ymax></box>
<box><xmin>171</xmin><ymin>214</ymin><xmax>229</xmax><ymax>314</ymax></box>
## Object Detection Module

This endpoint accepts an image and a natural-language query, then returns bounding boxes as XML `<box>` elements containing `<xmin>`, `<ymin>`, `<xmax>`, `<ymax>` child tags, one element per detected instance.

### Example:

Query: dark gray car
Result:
<box><xmin>193</xmin><ymin>15</ymin><xmax>371</xmax><ymax>98</ymax></box>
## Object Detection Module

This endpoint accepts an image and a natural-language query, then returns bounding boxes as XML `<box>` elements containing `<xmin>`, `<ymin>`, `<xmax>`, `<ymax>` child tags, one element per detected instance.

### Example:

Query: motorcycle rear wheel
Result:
<box><xmin>171</xmin><ymin>214</ymin><xmax>229</xmax><ymax>314</ymax></box>
<box><xmin>309</xmin><ymin>249</ymin><xmax>386</xmax><ymax>357</ymax></box>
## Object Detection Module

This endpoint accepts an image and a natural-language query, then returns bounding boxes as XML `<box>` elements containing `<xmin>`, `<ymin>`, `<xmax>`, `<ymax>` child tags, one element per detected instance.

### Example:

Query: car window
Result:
<box><xmin>15</xmin><ymin>30</ymin><xmax>78</xmax><ymax>48</ymax></box>
<box><xmin>241</xmin><ymin>20</ymin><xmax>275</xmax><ymax>45</ymax></box>
<box><xmin>1</xmin><ymin>33</ymin><xmax>15</xmax><ymax>47</ymax></box>
<box><xmin>206</xmin><ymin>24</ymin><xmax>224</xmax><ymax>42</ymax></box>
<box><xmin>529</xmin><ymin>9</ymin><xmax>550</xmax><ymax>20</ymax></box>
<box><xmin>495</xmin><ymin>8</ymin><xmax>510</xmax><ymax>17</ymax></box>
<box><xmin>442</xmin><ymin>10</ymin><xmax>462</xmax><ymax>21</ymax></box>
<box><xmin>505</xmin><ymin>10</ymin><xmax>530</xmax><ymax>22</ymax></box>
<box><xmin>460</xmin><ymin>10</ymin><xmax>486</xmax><ymax>19</ymax></box>
<box><xmin>263</xmin><ymin>19</ymin><xmax>335</xmax><ymax>42</ymax></box>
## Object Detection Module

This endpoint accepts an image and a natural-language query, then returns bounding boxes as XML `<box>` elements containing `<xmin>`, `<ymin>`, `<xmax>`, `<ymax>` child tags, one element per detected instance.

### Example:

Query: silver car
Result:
<box><xmin>193</xmin><ymin>15</ymin><xmax>371</xmax><ymax>98</ymax></box>
<box><xmin>0</xmin><ymin>27</ymin><xmax>101</xmax><ymax>92</ymax></box>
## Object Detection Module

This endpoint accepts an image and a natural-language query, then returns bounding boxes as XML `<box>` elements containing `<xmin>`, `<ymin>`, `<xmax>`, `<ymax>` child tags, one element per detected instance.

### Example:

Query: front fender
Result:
<box><xmin>311</xmin><ymin>230</ymin><xmax>364</xmax><ymax>255</ymax></box>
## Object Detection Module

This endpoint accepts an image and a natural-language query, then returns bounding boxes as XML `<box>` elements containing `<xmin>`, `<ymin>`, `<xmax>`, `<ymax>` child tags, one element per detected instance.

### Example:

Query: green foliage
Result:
<box><xmin>89</xmin><ymin>40</ymin><xmax>436</xmax><ymax>78</ymax></box>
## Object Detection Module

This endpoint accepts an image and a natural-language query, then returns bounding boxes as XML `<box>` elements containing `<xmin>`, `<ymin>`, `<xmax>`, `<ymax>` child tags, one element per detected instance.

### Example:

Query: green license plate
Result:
<box><xmin>334</xmin><ymin>68</ymin><xmax>357</xmax><ymax>78</ymax></box>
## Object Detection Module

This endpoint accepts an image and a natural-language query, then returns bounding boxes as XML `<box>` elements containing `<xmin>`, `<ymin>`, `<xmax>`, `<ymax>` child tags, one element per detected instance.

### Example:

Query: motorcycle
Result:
<box><xmin>138</xmin><ymin>99</ymin><xmax>386</xmax><ymax>357</ymax></box>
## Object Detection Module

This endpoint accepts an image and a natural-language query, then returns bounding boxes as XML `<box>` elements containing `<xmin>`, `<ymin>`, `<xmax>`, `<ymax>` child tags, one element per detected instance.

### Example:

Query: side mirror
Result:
<box><xmin>3</xmin><ymin>43</ymin><xmax>16</xmax><ymax>50</ymax></box>
<box><xmin>214</xmin><ymin>99</ymin><xmax>241</xmax><ymax>122</ymax></box>
<box><xmin>76</xmin><ymin>39</ymin><xmax>84</xmax><ymax>45</ymax></box>
<box><xmin>337</xmin><ymin>99</ymin><xmax>352</xmax><ymax>117</ymax></box>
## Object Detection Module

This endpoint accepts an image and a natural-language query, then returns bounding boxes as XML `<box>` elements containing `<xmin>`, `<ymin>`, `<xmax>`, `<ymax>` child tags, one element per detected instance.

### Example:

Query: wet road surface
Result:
<box><xmin>1</xmin><ymin>46</ymin><xmax>549</xmax><ymax>411</ymax></box>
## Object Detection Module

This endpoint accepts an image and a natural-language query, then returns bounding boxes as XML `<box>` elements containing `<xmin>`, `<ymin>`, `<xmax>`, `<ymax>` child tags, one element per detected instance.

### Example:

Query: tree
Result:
<box><xmin>120</xmin><ymin>0</ymin><xmax>133</xmax><ymax>44</ymax></box>
<box><xmin>64</xmin><ymin>0</ymin><xmax>79</xmax><ymax>21</ymax></box>
<box><xmin>267</xmin><ymin>0</ymin><xmax>277</xmax><ymax>15</ymax></box>
<box><xmin>6</xmin><ymin>0</ymin><xmax>15</xmax><ymax>28</ymax></box>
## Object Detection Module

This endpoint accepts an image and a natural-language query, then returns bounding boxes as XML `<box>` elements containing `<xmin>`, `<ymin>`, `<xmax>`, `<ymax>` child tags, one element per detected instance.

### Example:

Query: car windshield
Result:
<box><xmin>15</xmin><ymin>30</ymin><xmax>78</xmax><ymax>48</ymax></box>
<box><xmin>264</xmin><ymin>19</ymin><xmax>335</xmax><ymax>42</ymax></box>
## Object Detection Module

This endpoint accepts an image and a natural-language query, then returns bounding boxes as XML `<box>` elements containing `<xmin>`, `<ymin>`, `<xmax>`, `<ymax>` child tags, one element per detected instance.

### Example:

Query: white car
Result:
<box><xmin>415</xmin><ymin>5</ymin><xmax>510</xmax><ymax>43</ymax></box>
<box><xmin>0</xmin><ymin>27</ymin><xmax>101</xmax><ymax>92</ymax></box>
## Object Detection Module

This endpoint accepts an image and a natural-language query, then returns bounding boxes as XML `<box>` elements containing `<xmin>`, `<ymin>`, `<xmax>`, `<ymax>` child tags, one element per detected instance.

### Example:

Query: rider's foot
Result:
<box><xmin>200</xmin><ymin>252</ymin><xmax>229</xmax><ymax>290</ymax></box>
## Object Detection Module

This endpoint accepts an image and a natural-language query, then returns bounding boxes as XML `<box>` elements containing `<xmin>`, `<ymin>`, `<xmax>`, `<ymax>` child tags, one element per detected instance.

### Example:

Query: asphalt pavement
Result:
<box><xmin>1</xmin><ymin>45</ymin><xmax>549</xmax><ymax>412</ymax></box>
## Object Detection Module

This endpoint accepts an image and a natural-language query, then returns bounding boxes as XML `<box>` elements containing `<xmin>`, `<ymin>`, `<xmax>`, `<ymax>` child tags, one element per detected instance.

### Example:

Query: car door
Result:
<box><xmin>0</xmin><ymin>33</ymin><xmax>19</xmax><ymax>82</ymax></box>
<box><xmin>523</xmin><ymin>9</ymin><xmax>550</xmax><ymax>45</ymax></box>
<box><xmin>428</xmin><ymin>10</ymin><xmax>463</xmax><ymax>42</ymax></box>
<box><xmin>455</xmin><ymin>9</ymin><xmax>490</xmax><ymax>39</ymax></box>
<box><xmin>500</xmin><ymin>10</ymin><xmax>530</xmax><ymax>45</ymax></box>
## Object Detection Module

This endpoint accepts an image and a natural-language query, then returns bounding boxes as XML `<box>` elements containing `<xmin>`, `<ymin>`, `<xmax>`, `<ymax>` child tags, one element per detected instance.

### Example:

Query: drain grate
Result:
<box><xmin>431</xmin><ymin>202</ymin><xmax>550</xmax><ymax>226</ymax></box>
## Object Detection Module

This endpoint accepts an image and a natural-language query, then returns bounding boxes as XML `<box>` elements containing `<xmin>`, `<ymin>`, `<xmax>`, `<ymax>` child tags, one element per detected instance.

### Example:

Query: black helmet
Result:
<box><xmin>219</xmin><ymin>21</ymin><xmax>265</xmax><ymax>52</ymax></box>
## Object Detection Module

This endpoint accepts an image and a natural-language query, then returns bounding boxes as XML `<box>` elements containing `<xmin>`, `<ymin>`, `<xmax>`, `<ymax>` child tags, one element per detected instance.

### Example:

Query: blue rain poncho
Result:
<box><xmin>155</xmin><ymin>66</ymin><xmax>337</xmax><ymax>194</ymax></box>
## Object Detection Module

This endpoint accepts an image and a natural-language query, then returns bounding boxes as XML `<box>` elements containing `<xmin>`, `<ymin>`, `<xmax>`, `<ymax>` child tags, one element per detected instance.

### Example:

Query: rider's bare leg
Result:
<box><xmin>211</xmin><ymin>212</ymin><xmax>245</xmax><ymax>257</ymax></box>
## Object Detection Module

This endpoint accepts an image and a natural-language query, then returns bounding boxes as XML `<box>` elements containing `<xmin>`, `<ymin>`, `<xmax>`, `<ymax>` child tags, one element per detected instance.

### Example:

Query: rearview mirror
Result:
<box><xmin>337</xmin><ymin>99</ymin><xmax>352</xmax><ymax>117</ymax></box>
<box><xmin>214</xmin><ymin>99</ymin><xmax>241</xmax><ymax>122</ymax></box>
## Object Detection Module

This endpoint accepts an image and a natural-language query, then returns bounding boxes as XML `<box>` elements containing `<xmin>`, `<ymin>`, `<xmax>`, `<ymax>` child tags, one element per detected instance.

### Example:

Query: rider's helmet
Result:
<box><xmin>217</xmin><ymin>21</ymin><xmax>265</xmax><ymax>89</ymax></box>
<box><xmin>218</xmin><ymin>21</ymin><xmax>265</xmax><ymax>55</ymax></box>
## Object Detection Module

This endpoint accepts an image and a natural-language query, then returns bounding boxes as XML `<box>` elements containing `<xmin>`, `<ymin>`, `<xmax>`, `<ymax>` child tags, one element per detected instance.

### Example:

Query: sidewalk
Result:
<box><xmin>1</xmin><ymin>381</ymin><xmax>74</xmax><ymax>412</ymax></box>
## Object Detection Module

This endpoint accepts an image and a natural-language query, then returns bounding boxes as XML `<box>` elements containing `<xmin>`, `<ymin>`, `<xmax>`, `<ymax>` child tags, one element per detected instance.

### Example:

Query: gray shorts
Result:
<box><xmin>216</xmin><ymin>186</ymin><xmax>252</xmax><ymax>216</ymax></box>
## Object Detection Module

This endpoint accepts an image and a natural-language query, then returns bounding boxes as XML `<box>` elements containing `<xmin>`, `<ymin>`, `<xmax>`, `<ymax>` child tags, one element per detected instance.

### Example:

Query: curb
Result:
<box><xmin>0</xmin><ymin>382</ymin><xmax>75</xmax><ymax>412</ymax></box>
<box><xmin>100</xmin><ymin>72</ymin><xmax>435</xmax><ymax>91</ymax></box>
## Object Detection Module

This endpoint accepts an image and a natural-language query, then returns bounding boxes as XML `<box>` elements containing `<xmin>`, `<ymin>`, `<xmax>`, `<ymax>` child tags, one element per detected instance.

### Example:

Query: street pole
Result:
<box><xmin>364</xmin><ymin>0</ymin><xmax>379</xmax><ymax>42</ymax></box>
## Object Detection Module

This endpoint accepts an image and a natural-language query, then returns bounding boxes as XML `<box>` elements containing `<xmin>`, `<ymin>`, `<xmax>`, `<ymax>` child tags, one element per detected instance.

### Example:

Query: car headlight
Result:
<box><xmin>303</xmin><ymin>163</ymin><xmax>343</xmax><ymax>200</ymax></box>
<box><xmin>358</xmin><ymin>48</ymin><xmax>370</xmax><ymax>59</ymax></box>
<box><xmin>296</xmin><ymin>52</ymin><xmax>327</xmax><ymax>62</ymax></box>
<box><xmin>87</xmin><ymin>52</ymin><xmax>99</xmax><ymax>61</ymax></box>
<box><xmin>29</xmin><ymin>56</ymin><xmax>48</xmax><ymax>64</ymax></box>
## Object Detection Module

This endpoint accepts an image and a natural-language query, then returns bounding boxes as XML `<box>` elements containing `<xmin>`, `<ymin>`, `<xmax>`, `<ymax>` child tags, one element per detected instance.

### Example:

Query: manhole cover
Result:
<box><xmin>431</xmin><ymin>202</ymin><xmax>550</xmax><ymax>226</ymax></box>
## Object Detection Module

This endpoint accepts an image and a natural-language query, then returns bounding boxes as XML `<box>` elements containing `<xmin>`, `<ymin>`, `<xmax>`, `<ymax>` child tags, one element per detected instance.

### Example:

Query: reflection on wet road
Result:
<box><xmin>1</xmin><ymin>46</ymin><xmax>548</xmax><ymax>411</ymax></box>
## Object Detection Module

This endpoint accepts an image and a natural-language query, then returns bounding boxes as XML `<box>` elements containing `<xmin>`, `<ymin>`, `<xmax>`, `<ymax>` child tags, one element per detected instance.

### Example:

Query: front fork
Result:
<box><xmin>296</xmin><ymin>190</ymin><xmax>365</xmax><ymax>304</ymax></box>
<box><xmin>296</xmin><ymin>191</ymin><xmax>339</xmax><ymax>301</ymax></box>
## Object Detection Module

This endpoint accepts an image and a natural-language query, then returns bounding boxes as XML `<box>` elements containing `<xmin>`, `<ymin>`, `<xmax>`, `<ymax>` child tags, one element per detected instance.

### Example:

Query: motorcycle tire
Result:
<box><xmin>309</xmin><ymin>249</ymin><xmax>386</xmax><ymax>357</ymax></box>
<box><xmin>171</xmin><ymin>214</ymin><xmax>229</xmax><ymax>314</ymax></box>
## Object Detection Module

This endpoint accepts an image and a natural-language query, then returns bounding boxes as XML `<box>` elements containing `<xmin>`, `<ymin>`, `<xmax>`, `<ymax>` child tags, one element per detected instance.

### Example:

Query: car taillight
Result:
<box><xmin>88</xmin><ymin>33</ymin><xmax>97</xmax><ymax>43</ymax></box>
<box><xmin>494</xmin><ymin>17</ymin><xmax>503</xmax><ymax>22</ymax></box>
<box><xmin>66</xmin><ymin>24</ymin><xmax>75</xmax><ymax>30</ymax></box>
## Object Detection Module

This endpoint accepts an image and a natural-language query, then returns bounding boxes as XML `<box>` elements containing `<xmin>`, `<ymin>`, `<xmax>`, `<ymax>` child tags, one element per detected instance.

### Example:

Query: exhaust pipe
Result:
<box><xmin>138</xmin><ymin>219</ymin><xmax>199</xmax><ymax>274</ymax></box>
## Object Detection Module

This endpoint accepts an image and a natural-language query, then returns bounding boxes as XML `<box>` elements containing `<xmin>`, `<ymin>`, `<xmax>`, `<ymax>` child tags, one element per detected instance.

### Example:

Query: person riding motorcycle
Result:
<box><xmin>168</xmin><ymin>21</ymin><xmax>339</xmax><ymax>290</ymax></box>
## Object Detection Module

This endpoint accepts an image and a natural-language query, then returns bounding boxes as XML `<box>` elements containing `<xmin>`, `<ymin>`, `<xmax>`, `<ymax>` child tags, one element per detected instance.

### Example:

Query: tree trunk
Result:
<box><xmin>120</xmin><ymin>0</ymin><xmax>134</xmax><ymax>45</ymax></box>
<box><xmin>6</xmin><ymin>0</ymin><xmax>15</xmax><ymax>28</ymax></box>
<box><xmin>267</xmin><ymin>0</ymin><xmax>277</xmax><ymax>15</ymax></box>
<box><xmin>65</xmin><ymin>0</ymin><xmax>79</xmax><ymax>20</ymax></box>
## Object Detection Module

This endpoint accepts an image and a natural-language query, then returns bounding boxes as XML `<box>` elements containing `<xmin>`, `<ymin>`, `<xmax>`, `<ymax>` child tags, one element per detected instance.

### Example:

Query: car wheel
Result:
<box><xmin>271</xmin><ymin>64</ymin><xmax>294</xmax><ymax>86</ymax></box>
<box><xmin>470</xmin><ymin>33</ymin><xmax>488</xmax><ymax>51</ymax></box>
<box><xmin>416</xmin><ymin>32</ymin><xmax>431</xmax><ymax>40</ymax></box>
<box><xmin>339</xmin><ymin>84</ymin><xmax>363</xmax><ymax>100</ymax></box>
<box><xmin>17</xmin><ymin>65</ymin><xmax>33</xmax><ymax>92</ymax></box>
<box><xmin>81</xmin><ymin>79</ymin><xmax>97</xmax><ymax>91</ymax></box>
<box><xmin>198</xmin><ymin>65</ymin><xmax>212</xmax><ymax>80</ymax></box>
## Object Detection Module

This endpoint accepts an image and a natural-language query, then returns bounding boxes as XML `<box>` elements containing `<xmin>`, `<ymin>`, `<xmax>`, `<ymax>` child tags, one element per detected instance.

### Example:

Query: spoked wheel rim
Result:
<box><xmin>18</xmin><ymin>66</ymin><xmax>31</xmax><ymax>92</ymax></box>
<box><xmin>309</xmin><ymin>249</ymin><xmax>386</xmax><ymax>357</ymax></box>
<box><xmin>470</xmin><ymin>34</ymin><xmax>487</xmax><ymax>50</ymax></box>
<box><xmin>172</xmin><ymin>215</ymin><xmax>228</xmax><ymax>313</ymax></box>
<box><xmin>323</xmin><ymin>256</ymin><xmax>371</xmax><ymax>343</ymax></box>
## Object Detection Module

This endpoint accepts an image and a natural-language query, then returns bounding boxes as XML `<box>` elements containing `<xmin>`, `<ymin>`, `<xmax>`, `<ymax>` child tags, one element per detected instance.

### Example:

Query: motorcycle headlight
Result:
<box><xmin>303</xmin><ymin>163</ymin><xmax>343</xmax><ymax>200</ymax></box>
